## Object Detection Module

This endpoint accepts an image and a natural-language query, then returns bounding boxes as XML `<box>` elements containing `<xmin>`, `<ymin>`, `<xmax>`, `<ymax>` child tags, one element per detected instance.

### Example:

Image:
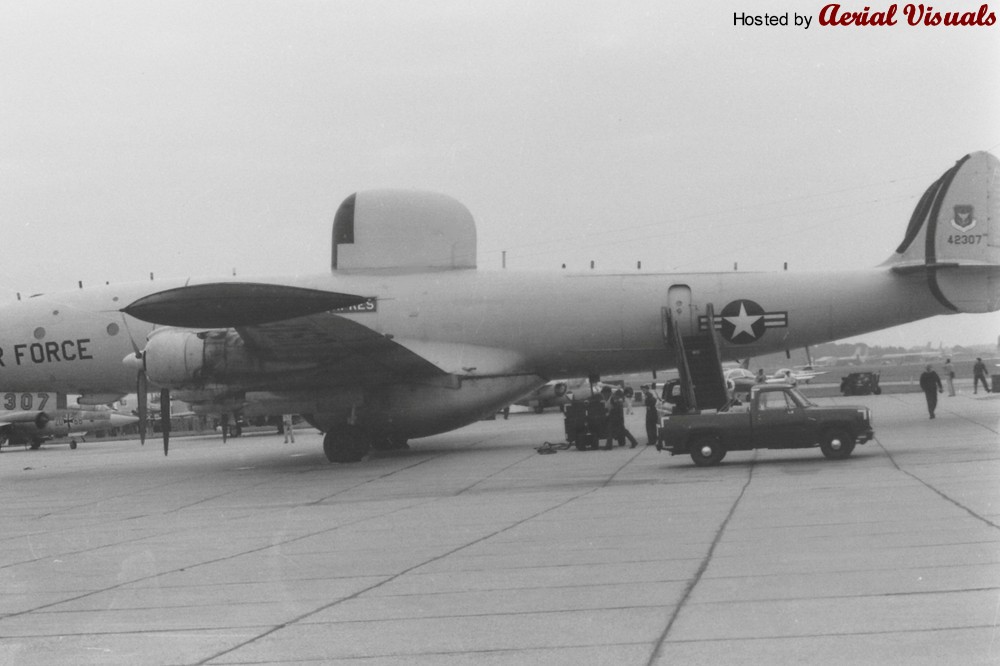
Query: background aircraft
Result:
<box><xmin>815</xmin><ymin>346</ymin><xmax>869</xmax><ymax>367</ymax></box>
<box><xmin>0</xmin><ymin>152</ymin><xmax>996</xmax><ymax>462</ymax></box>
<box><xmin>0</xmin><ymin>393</ymin><xmax>138</xmax><ymax>450</ymax></box>
<box><xmin>512</xmin><ymin>380</ymin><xmax>571</xmax><ymax>413</ymax></box>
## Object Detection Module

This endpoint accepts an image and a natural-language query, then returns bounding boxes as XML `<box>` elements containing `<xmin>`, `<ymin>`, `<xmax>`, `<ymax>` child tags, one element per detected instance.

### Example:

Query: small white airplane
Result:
<box><xmin>0</xmin><ymin>152</ymin><xmax>996</xmax><ymax>462</ymax></box>
<box><xmin>725</xmin><ymin>367</ymin><xmax>825</xmax><ymax>388</ymax></box>
<box><xmin>0</xmin><ymin>393</ymin><xmax>138</xmax><ymax>450</ymax></box>
<box><xmin>772</xmin><ymin>368</ymin><xmax>827</xmax><ymax>384</ymax></box>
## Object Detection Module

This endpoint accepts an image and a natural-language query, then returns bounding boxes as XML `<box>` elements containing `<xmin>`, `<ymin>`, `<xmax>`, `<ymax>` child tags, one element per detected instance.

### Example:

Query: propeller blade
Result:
<box><xmin>160</xmin><ymin>388</ymin><xmax>170</xmax><ymax>456</ymax></box>
<box><xmin>137</xmin><ymin>371</ymin><xmax>147</xmax><ymax>446</ymax></box>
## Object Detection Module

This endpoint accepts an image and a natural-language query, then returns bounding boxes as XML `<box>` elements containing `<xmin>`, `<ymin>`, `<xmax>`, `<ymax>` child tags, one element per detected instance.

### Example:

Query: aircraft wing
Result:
<box><xmin>126</xmin><ymin>282</ymin><xmax>532</xmax><ymax>386</ymax></box>
<box><xmin>236</xmin><ymin>314</ymin><xmax>451</xmax><ymax>383</ymax></box>
<box><xmin>240</xmin><ymin>315</ymin><xmax>531</xmax><ymax>385</ymax></box>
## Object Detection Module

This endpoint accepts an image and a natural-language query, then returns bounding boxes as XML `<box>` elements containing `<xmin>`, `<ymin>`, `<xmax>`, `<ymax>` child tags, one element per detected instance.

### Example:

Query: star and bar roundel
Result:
<box><xmin>698</xmin><ymin>299</ymin><xmax>788</xmax><ymax>344</ymax></box>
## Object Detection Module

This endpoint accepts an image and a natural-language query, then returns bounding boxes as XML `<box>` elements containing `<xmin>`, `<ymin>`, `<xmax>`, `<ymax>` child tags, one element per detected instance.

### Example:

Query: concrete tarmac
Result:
<box><xmin>1</xmin><ymin>392</ymin><xmax>998</xmax><ymax>665</ymax></box>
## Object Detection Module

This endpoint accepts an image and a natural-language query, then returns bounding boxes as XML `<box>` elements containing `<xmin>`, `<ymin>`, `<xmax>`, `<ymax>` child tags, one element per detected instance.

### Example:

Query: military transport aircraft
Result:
<box><xmin>0</xmin><ymin>152</ymin><xmax>996</xmax><ymax>462</ymax></box>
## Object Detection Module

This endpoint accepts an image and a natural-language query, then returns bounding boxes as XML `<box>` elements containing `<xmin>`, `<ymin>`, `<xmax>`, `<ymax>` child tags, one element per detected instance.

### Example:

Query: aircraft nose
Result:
<box><xmin>110</xmin><ymin>413</ymin><xmax>140</xmax><ymax>427</ymax></box>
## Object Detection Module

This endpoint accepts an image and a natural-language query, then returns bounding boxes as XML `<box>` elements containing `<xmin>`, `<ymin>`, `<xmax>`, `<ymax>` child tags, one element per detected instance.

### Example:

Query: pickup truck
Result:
<box><xmin>657</xmin><ymin>384</ymin><xmax>874</xmax><ymax>466</ymax></box>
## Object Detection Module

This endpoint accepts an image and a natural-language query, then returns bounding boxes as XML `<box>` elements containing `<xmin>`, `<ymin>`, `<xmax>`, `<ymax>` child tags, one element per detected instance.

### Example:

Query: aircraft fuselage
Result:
<box><xmin>0</xmin><ymin>266</ymin><xmax>945</xmax><ymax>397</ymax></box>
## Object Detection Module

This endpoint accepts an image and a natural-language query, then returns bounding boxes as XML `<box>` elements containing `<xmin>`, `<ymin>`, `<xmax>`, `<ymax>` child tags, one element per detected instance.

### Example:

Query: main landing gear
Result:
<box><xmin>323</xmin><ymin>426</ymin><xmax>370</xmax><ymax>463</ymax></box>
<box><xmin>322</xmin><ymin>427</ymin><xmax>410</xmax><ymax>463</ymax></box>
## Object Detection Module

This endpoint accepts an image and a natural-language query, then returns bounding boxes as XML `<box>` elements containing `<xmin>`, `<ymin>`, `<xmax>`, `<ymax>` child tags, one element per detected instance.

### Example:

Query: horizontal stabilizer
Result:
<box><xmin>123</xmin><ymin>283</ymin><xmax>371</xmax><ymax>327</ymax></box>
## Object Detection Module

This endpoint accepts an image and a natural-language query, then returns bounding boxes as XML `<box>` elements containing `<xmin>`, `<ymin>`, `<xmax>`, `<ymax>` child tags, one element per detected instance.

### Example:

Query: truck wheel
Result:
<box><xmin>820</xmin><ymin>428</ymin><xmax>856</xmax><ymax>460</ymax></box>
<box><xmin>690</xmin><ymin>436</ymin><xmax>726</xmax><ymax>466</ymax></box>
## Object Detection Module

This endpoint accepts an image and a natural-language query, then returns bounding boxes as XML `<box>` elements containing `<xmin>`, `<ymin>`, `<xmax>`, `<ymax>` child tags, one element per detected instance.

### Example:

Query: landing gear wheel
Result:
<box><xmin>30</xmin><ymin>438</ymin><xmax>43</xmax><ymax>450</ymax></box>
<box><xmin>70</xmin><ymin>439</ymin><xmax>78</xmax><ymax>450</ymax></box>
<box><xmin>689</xmin><ymin>436</ymin><xmax>726</xmax><ymax>466</ymax></box>
<box><xmin>820</xmin><ymin>428</ymin><xmax>856</xmax><ymax>460</ymax></box>
<box><xmin>323</xmin><ymin>427</ymin><xmax>370</xmax><ymax>463</ymax></box>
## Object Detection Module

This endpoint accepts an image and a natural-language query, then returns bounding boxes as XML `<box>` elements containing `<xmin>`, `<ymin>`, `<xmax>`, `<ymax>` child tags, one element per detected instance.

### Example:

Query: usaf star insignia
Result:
<box><xmin>699</xmin><ymin>299</ymin><xmax>788</xmax><ymax>344</ymax></box>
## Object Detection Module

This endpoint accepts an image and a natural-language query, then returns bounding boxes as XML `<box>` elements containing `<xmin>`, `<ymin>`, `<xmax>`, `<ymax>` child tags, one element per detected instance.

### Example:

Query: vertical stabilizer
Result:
<box><xmin>886</xmin><ymin>151</ymin><xmax>1000</xmax><ymax>313</ymax></box>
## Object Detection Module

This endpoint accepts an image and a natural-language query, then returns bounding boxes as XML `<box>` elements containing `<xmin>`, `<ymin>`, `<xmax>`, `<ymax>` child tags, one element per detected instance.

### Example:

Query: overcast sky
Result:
<box><xmin>1</xmin><ymin>1</ymin><xmax>998</xmax><ymax>347</ymax></box>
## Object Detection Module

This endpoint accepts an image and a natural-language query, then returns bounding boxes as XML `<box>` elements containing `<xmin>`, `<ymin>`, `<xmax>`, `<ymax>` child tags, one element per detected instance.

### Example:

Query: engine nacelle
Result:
<box><xmin>142</xmin><ymin>329</ymin><xmax>262</xmax><ymax>389</ymax></box>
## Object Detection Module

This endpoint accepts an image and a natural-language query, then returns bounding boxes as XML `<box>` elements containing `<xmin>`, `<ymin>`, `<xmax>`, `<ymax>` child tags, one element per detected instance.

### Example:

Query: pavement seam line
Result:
<box><xmin>875</xmin><ymin>437</ymin><xmax>1000</xmax><ymax>531</ymax></box>
<box><xmin>195</xmin><ymin>485</ymin><xmax>604</xmax><ymax>665</ymax></box>
<box><xmin>646</xmin><ymin>454</ymin><xmax>757</xmax><ymax>665</ymax></box>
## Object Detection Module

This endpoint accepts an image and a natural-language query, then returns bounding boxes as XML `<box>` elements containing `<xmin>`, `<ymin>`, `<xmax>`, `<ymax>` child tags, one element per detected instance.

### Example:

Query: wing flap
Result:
<box><xmin>237</xmin><ymin>316</ymin><xmax>529</xmax><ymax>387</ymax></box>
<box><xmin>237</xmin><ymin>314</ymin><xmax>450</xmax><ymax>383</ymax></box>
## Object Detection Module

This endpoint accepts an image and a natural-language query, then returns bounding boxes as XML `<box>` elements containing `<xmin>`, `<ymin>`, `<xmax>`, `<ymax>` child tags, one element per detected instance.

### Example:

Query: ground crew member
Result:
<box><xmin>282</xmin><ymin>414</ymin><xmax>295</xmax><ymax>443</ymax></box>
<box><xmin>605</xmin><ymin>389</ymin><xmax>638</xmax><ymax>449</ymax></box>
<box><xmin>919</xmin><ymin>365</ymin><xmax>943</xmax><ymax>419</ymax></box>
<box><xmin>973</xmin><ymin>357</ymin><xmax>991</xmax><ymax>394</ymax></box>
<box><xmin>642</xmin><ymin>385</ymin><xmax>659</xmax><ymax>446</ymax></box>
<box><xmin>944</xmin><ymin>359</ymin><xmax>956</xmax><ymax>396</ymax></box>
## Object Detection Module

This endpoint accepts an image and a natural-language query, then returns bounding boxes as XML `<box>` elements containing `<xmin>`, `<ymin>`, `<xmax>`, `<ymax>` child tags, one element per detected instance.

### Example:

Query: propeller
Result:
<box><xmin>137</xmin><ymin>363</ymin><xmax>147</xmax><ymax>446</ymax></box>
<box><xmin>120</xmin><ymin>315</ymin><xmax>169</xmax><ymax>455</ymax></box>
<box><xmin>120</xmin><ymin>315</ymin><xmax>148</xmax><ymax>446</ymax></box>
<box><xmin>160</xmin><ymin>388</ymin><xmax>170</xmax><ymax>456</ymax></box>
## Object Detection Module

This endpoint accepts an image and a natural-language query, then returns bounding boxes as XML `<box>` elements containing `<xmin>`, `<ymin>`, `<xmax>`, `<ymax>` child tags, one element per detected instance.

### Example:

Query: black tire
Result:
<box><xmin>820</xmin><ymin>428</ymin><xmax>856</xmax><ymax>460</ymax></box>
<box><xmin>70</xmin><ymin>440</ymin><xmax>77</xmax><ymax>450</ymax></box>
<box><xmin>323</xmin><ymin>427</ymin><xmax>370</xmax><ymax>463</ymax></box>
<box><xmin>873</xmin><ymin>387</ymin><xmax>882</xmax><ymax>395</ymax></box>
<box><xmin>689</xmin><ymin>435</ymin><xmax>726</xmax><ymax>466</ymax></box>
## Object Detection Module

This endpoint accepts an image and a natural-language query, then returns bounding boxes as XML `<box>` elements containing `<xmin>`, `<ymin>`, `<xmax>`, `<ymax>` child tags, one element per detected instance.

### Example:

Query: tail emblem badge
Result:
<box><xmin>950</xmin><ymin>205</ymin><xmax>977</xmax><ymax>231</ymax></box>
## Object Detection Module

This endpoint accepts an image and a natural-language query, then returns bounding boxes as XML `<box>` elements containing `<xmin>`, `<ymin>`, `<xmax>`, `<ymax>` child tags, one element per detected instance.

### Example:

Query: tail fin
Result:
<box><xmin>885</xmin><ymin>151</ymin><xmax>1000</xmax><ymax>313</ymax></box>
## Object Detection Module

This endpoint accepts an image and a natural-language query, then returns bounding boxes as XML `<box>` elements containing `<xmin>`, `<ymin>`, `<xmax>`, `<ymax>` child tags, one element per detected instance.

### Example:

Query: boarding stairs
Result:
<box><xmin>666</xmin><ymin>304</ymin><xmax>729</xmax><ymax>412</ymax></box>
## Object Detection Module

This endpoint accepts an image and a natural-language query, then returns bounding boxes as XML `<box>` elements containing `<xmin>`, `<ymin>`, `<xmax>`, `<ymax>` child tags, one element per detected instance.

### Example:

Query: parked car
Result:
<box><xmin>840</xmin><ymin>371</ymin><xmax>881</xmax><ymax>396</ymax></box>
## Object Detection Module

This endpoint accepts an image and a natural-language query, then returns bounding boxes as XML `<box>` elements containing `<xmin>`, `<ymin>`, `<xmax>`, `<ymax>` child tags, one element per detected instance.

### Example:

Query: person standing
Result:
<box><xmin>919</xmin><ymin>365</ymin><xmax>943</xmax><ymax>419</ymax></box>
<box><xmin>599</xmin><ymin>386</ymin><xmax>614</xmax><ymax>449</ymax></box>
<box><xmin>973</xmin><ymin>357</ymin><xmax>991</xmax><ymax>394</ymax></box>
<box><xmin>605</xmin><ymin>389</ymin><xmax>638</xmax><ymax>449</ymax></box>
<box><xmin>642</xmin><ymin>385</ymin><xmax>660</xmax><ymax>446</ymax></box>
<box><xmin>282</xmin><ymin>414</ymin><xmax>295</xmax><ymax>443</ymax></box>
<box><xmin>944</xmin><ymin>358</ymin><xmax>956</xmax><ymax>396</ymax></box>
